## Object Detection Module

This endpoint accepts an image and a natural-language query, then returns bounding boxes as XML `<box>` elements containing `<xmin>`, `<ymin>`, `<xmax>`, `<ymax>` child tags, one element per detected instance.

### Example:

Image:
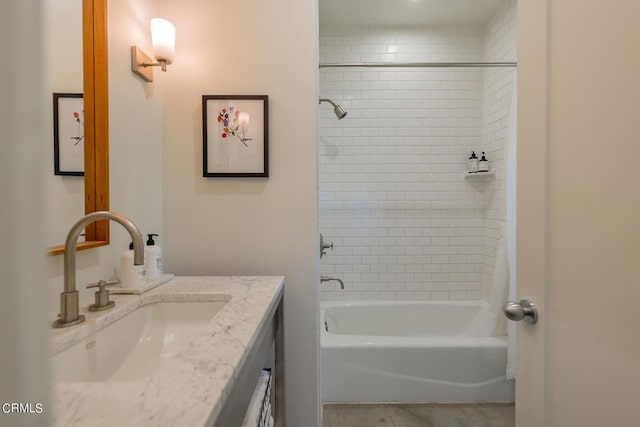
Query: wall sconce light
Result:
<box><xmin>131</xmin><ymin>18</ymin><xmax>176</xmax><ymax>82</ymax></box>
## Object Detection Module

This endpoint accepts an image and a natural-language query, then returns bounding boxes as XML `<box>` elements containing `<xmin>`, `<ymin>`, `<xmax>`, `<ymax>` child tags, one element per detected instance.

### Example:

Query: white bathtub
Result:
<box><xmin>321</xmin><ymin>300</ymin><xmax>514</xmax><ymax>403</ymax></box>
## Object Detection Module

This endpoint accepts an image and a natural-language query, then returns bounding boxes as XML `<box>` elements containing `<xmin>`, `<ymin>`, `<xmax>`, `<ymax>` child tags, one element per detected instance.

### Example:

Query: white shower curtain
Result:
<box><xmin>505</xmin><ymin>73</ymin><xmax>518</xmax><ymax>380</ymax></box>
<box><xmin>489</xmin><ymin>71</ymin><xmax>517</xmax><ymax>380</ymax></box>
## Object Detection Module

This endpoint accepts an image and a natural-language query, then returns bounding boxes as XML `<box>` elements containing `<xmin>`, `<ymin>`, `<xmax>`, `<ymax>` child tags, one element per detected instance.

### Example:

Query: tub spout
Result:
<box><xmin>321</xmin><ymin>275</ymin><xmax>344</xmax><ymax>290</ymax></box>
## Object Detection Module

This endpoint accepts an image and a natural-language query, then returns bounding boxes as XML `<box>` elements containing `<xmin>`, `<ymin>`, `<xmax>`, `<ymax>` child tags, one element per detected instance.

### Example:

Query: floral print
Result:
<box><xmin>217</xmin><ymin>106</ymin><xmax>251</xmax><ymax>147</ymax></box>
<box><xmin>71</xmin><ymin>110</ymin><xmax>84</xmax><ymax>145</ymax></box>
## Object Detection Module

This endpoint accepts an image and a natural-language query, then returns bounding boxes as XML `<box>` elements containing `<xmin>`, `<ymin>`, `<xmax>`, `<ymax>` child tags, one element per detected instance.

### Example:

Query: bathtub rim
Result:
<box><xmin>321</xmin><ymin>299</ymin><xmax>493</xmax><ymax>309</ymax></box>
<box><xmin>320</xmin><ymin>299</ymin><xmax>506</xmax><ymax>348</ymax></box>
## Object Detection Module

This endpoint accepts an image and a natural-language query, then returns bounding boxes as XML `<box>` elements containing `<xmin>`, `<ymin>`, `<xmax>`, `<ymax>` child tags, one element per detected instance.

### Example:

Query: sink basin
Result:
<box><xmin>51</xmin><ymin>299</ymin><xmax>230</xmax><ymax>382</ymax></box>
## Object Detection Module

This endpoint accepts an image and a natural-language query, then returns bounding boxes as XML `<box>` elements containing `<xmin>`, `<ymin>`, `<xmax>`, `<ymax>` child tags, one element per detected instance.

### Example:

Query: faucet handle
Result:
<box><xmin>86</xmin><ymin>279</ymin><xmax>119</xmax><ymax>290</ymax></box>
<box><xmin>320</xmin><ymin>233</ymin><xmax>334</xmax><ymax>259</ymax></box>
<box><xmin>86</xmin><ymin>280</ymin><xmax>119</xmax><ymax>312</ymax></box>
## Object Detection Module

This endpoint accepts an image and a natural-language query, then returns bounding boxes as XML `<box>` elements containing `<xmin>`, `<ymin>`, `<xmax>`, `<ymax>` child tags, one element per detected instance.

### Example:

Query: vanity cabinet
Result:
<box><xmin>214</xmin><ymin>295</ymin><xmax>284</xmax><ymax>427</ymax></box>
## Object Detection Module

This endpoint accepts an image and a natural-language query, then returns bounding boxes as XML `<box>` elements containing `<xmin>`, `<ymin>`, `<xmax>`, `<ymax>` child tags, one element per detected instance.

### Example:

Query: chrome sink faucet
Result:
<box><xmin>53</xmin><ymin>211</ymin><xmax>144</xmax><ymax>328</ymax></box>
<box><xmin>321</xmin><ymin>275</ymin><xmax>344</xmax><ymax>290</ymax></box>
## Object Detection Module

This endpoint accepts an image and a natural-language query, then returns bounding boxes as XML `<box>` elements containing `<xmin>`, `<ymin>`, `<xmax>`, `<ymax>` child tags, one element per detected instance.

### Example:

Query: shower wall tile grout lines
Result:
<box><xmin>319</xmin><ymin>0</ymin><xmax>517</xmax><ymax>302</ymax></box>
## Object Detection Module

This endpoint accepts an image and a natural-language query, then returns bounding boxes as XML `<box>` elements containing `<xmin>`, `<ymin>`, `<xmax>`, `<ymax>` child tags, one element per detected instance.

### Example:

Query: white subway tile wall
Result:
<box><xmin>319</xmin><ymin>1</ymin><xmax>517</xmax><ymax>302</ymax></box>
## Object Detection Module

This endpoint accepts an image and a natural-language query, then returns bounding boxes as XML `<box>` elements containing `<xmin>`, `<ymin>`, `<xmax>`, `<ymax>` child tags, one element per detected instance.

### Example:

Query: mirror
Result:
<box><xmin>44</xmin><ymin>0</ymin><xmax>84</xmax><ymax>247</ymax></box>
<box><xmin>47</xmin><ymin>0</ymin><xmax>109</xmax><ymax>255</ymax></box>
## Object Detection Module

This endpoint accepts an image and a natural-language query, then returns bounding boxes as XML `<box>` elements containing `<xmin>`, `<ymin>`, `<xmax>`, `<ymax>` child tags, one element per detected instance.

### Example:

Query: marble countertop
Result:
<box><xmin>50</xmin><ymin>276</ymin><xmax>284</xmax><ymax>427</ymax></box>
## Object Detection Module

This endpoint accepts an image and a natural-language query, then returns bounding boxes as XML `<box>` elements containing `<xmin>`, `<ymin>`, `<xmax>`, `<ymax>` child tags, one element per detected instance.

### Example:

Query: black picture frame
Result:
<box><xmin>202</xmin><ymin>95</ymin><xmax>269</xmax><ymax>177</ymax></box>
<box><xmin>53</xmin><ymin>93</ymin><xmax>84</xmax><ymax>176</ymax></box>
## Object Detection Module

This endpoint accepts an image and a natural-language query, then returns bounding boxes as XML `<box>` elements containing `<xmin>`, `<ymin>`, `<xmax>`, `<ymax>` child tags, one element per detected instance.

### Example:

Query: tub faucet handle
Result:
<box><xmin>320</xmin><ymin>233</ymin><xmax>334</xmax><ymax>258</ymax></box>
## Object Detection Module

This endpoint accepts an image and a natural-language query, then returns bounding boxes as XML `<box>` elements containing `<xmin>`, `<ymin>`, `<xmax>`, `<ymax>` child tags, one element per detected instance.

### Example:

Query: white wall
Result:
<box><xmin>107</xmin><ymin>0</ymin><xmax>164</xmax><ymax>260</ymax></box>
<box><xmin>157</xmin><ymin>0</ymin><xmax>320</xmax><ymax>425</ymax></box>
<box><xmin>46</xmin><ymin>0</ymin><xmax>164</xmax><ymax>321</ymax></box>
<box><xmin>0</xmin><ymin>1</ymin><xmax>48</xmax><ymax>425</ymax></box>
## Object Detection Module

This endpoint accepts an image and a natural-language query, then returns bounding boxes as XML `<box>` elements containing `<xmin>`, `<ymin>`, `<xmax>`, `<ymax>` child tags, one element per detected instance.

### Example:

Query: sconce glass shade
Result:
<box><xmin>150</xmin><ymin>18</ymin><xmax>175</xmax><ymax>64</ymax></box>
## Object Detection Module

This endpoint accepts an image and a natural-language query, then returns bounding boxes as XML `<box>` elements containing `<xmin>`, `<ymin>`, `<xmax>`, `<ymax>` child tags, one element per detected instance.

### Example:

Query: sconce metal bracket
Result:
<box><xmin>131</xmin><ymin>46</ymin><xmax>154</xmax><ymax>82</ymax></box>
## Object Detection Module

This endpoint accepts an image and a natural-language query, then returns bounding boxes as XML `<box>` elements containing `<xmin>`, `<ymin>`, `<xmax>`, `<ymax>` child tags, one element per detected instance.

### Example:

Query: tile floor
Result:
<box><xmin>323</xmin><ymin>403</ymin><xmax>515</xmax><ymax>427</ymax></box>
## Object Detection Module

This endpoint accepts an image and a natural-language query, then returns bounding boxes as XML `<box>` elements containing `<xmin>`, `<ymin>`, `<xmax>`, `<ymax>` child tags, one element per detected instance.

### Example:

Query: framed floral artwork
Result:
<box><xmin>53</xmin><ymin>93</ymin><xmax>84</xmax><ymax>176</ymax></box>
<box><xmin>202</xmin><ymin>95</ymin><xmax>269</xmax><ymax>177</ymax></box>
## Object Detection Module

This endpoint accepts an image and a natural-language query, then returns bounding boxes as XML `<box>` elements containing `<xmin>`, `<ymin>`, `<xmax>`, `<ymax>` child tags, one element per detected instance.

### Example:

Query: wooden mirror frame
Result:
<box><xmin>48</xmin><ymin>0</ymin><xmax>109</xmax><ymax>255</ymax></box>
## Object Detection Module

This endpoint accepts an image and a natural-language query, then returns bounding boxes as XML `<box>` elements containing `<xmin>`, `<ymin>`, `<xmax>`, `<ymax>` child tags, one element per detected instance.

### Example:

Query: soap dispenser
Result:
<box><xmin>145</xmin><ymin>233</ymin><xmax>163</xmax><ymax>280</ymax></box>
<box><xmin>468</xmin><ymin>151</ymin><xmax>479</xmax><ymax>173</ymax></box>
<box><xmin>121</xmin><ymin>242</ymin><xmax>147</xmax><ymax>288</ymax></box>
<box><xmin>479</xmin><ymin>151</ymin><xmax>489</xmax><ymax>172</ymax></box>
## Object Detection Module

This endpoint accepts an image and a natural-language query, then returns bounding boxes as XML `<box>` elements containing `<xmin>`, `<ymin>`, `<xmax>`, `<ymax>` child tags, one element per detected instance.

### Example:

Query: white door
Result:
<box><xmin>516</xmin><ymin>1</ymin><xmax>640</xmax><ymax>426</ymax></box>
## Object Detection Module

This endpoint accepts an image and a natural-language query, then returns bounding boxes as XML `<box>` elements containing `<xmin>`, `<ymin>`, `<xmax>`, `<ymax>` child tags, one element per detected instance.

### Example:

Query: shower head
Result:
<box><xmin>319</xmin><ymin>98</ymin><xmax>348</xmax><ymax>120</ymax></box>
<box><xmin>333</xmin><ymin>104</ymin><xmax>348</xmax><ymax>120</ymax></box>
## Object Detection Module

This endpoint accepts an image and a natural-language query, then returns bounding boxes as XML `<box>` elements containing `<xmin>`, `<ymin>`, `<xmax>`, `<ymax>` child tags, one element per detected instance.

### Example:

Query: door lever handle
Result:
<box><xmin>503</xmin><ymin>299</ymin><xmax>538</xmax><ymax>324</ymax></box>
